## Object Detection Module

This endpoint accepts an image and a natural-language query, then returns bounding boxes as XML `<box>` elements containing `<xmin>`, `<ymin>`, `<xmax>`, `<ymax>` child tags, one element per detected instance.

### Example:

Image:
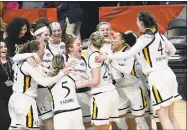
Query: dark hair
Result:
<box><xmin>5</xmin><ymin>17</ymin><xmax>33</xmax><ymax>57</ymax></box>
<box><xmin>65</xmin><ymin>34</ymin><xmax>78</xmax><ymax>53</ymax></box>
<box><xmin>137</xmin><ymin>11</ymin><xmax>158</xmax><ymax>32</ymax></box>
<box><xmin>119</xmin><ymin>31</ymin><xmax>138</xmax><ymax>47</ymax></box>
<box><xmin>30</xmin><ymin>23</ymin><xmax>47</xmax><ymax>34</ymax></box>
<box><xmin>18</xmin><ymin>40</ymin><xmax>41</xmax><ymax>54</ymax></box>
<box><xmin>31</xmin><ymin>17</ymin><xmax>52</xmax><ymax>35</ymax></box>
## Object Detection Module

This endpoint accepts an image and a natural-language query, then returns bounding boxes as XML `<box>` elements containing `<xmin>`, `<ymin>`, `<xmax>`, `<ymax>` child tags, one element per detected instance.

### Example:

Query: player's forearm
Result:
<box><xmin>111</xmin><ymin>61</ymin><xmax>132</xmax><ymax>74</ymax></box>
<box><xmin>13</xmin><ymin>53</ymin><xmax>33</xmax><ymax>62</ymax></box>
<box><xmin>82</xmin><ymin>79</ymin><xmax>100</xmax><ymax>88</ymax></box>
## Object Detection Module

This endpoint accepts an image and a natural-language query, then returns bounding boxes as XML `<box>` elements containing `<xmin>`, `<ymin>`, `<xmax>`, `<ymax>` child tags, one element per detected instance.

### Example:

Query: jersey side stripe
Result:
<box><xmin>140</xmin><ymin>87</ymin><xmax>147</xmax><ymax>108</ymax></box>
<box><xmin>152</xmin><ymin>85</ymin><xmax>163</xmax><ymax>104</ymax></box>
<box><xmin>143</xmin><ymin>47</ymin><xmax>152</xmax><ymax>67</ymax></box>
<box><xmin>23</xmin><ymin>76</ymin><xmax>31</xmax><ymax>93</ymax></box>
<box><xmin>26</xmin><ymin>106</ymin><xmax>33</xmax><ymax>128</ymax></box>
<box><xmin>92</xmin><ymin>98</ymin><xmax>98</xmax><ymax>119</ymax></box>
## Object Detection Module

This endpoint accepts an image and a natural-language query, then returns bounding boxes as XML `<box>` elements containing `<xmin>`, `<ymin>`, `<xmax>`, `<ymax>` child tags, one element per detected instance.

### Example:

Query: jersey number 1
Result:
<box><xmin>158</xmin><ymin>41</ymin><xmax>163</xmax><ymax>55</ymax></box>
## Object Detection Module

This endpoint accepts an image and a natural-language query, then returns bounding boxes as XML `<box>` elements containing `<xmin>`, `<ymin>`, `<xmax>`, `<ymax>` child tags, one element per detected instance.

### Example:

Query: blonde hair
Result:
<box><xmin>96</xmin><ymin>21</ymin><xmax>111</xmax><ymax>31</ymax></box>
<box><xmin>89</xmin><ymin>31</ymin><xmax>109</xmax><ymax>49</ymax></box>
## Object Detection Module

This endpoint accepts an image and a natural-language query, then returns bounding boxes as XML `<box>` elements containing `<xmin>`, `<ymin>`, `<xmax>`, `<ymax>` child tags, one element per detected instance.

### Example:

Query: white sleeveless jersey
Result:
<box><xmin>50</xmin><ymin>75</ymin><xmax>80</xmax><ymax>112</ymax></box>
<box><xmin>110</xmin><ymin>47</ymin><xmax>143</xmax><ymax>87</ymax></box>
<box><xmin>137</xmin><ymin>32</ymin><xmax>169</xmax><ymax>74</ymax></box>
<box><xmin>107</xmin><ymin>31</ymin><xmax>175</xmax><ymax>75</ymax></box>
<box><xmin>42</xmin><ymin>41</ymin><xmax>66</xmax><ymax>69</ymax></box>
<box><xmin>12</xmin><ymin>62</ymin><xmax>38</xmax><ymax>98</ymax></box>
<box><xmin>88</xmin><ymin>51</ymin><xmax>114</xmax><ymax>94</ymax></box>
<box><xmin>64</xmin><ymin>54</ymin><xmax>88</xmax><ymax>81</ymax></box>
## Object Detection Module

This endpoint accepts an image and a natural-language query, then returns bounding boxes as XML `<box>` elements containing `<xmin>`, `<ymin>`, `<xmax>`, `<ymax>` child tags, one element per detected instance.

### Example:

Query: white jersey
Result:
<box><xmin>110</xmin><ymin>46</ymin><xmax>143</xmax><ymax>87</ymax></box>
<box><xmin>64</xmin><ymin>54</ymin><xmax>88</xmax><ymax>81</ymax></box>
<box><xmin>88</xmin><ymin>51</ymin><xmax>114</xmax><ymax>94</ymax></box>
<box><xmin>108</xmin><ymin>31</ymin><xmax>176</xmax><ymax>75</ymax></box>
<box><xmin>13</xmin><ymin>62</ymin><xmax>38</xmax><ymax>98</ymax></box>
<box><xmin>12</xmin><ymin>61</ymin><xmax>64</xmax><ymax>98</ymax></box>
<box><xmin>42</xmin><ymin>41</ymin><xmax>66</xmax><ymax>69</ymax></box>
<box><xmin>50</xmin><ymin>75</ymin><xmax>80</xmax><ymax>112</ymax></box>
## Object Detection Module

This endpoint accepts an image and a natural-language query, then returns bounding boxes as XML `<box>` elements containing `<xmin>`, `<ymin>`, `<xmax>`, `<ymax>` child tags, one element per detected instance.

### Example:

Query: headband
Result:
<box><xmin>34</xmin><ymin>26</ymin><xmax>49</xmax><ymax>36</ymax></box>
<box><xmin>50</xmin><ymin>22</ymin><xmax>61</xmax><ymax>30</ymax></box>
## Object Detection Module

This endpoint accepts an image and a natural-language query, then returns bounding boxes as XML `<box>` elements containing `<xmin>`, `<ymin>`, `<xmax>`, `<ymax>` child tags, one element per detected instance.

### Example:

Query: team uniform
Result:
<box><xmin>88</xmin><ymin>51</ymin><xmax>119</xmax><ymax>125</ymax></box>
<box><xmin>64</xmin><ymin>54</ymin><xmax>92</xmax><ymax>122</ymax></box>
<box><xmin>36</xmin><ymin>41</ymin><xmax>66</xmax><ymax>120</ymax></box>
<box><xmin>8</xmin><ymin>61</ymin><xmax>62</xmax><ymax>129</ymax></box>
<box><xmin>136</xmin><ymin>64</ymin><xmax>160</xmax><ymax>122</ymax></box>
<box><xmin>107</xmin><ymin>30</ymin><xmax>182</xmax><ymax>111</ymax></box>
<box><xmin>110</xmin><ymin>46</ymin><xmax>147</xmax><ymax>116</ymax></box>
<box><xmin>50</xmin><ymin>75</ymin><xmax>85</xmax><ymax>129</ymax></box>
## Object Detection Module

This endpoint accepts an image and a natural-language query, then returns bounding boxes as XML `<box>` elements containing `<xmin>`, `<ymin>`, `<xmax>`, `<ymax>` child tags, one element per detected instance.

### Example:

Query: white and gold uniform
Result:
<box><xmin>9</xmin><ymin>61</ymin><xmax>63</xmax><ymax>129</ymax></box>
<box><xmin>50</xmin><ymin>75</ymin><xmax>85</xmax><ymax>129</ymax></box>
<box><xmin>88</xmin><ymin>51</ymin><xmax>119</xmax><ymax>126</ymax></box>
<box><xmin>107</xmin><ymin>31</ymin><xmax>182</xmax><ymax>111</ymax></box>
<box><xmin>64</xmin><ymin>54</ymin><xmax>91</xmax><ymax>122</ymax></box>
<box><xmin>110</xmin><ymin>46</ymin><xmax>147</xmax><ymax>116</ymax></box>
<box><xmin>36</xmin><ymin>41</ymin><xmax>66</xmax><ymax>120</ymax></box>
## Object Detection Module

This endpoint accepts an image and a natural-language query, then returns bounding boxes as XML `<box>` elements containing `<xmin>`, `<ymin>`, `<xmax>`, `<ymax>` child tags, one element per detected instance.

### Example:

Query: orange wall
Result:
<box><xmin>99</xmin><ymin>4</ymin><xmax>185</xmax><ymax>34</ymax></box>
<box><xmin>2</xmin><ymin>8</ymin><xmax>57</xmax><ymax>24</ymax></box>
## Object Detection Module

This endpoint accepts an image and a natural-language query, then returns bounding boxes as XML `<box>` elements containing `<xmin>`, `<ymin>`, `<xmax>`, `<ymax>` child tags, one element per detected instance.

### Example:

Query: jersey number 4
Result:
<box><xmin>158</xmin><ymin>41</ymin><xmax>163</xmax><ymax>55</ymax></box>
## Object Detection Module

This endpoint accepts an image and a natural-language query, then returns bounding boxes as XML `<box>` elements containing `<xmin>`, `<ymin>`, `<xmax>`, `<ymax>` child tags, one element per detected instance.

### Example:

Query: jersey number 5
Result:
<box><xmin>158</xmin><ymin>41</ymin><xmax>163</xmax><ymax>55</ymax></box>
<box><xmin>62</xmin><ymin>81</ymin><xmax>70</xmax><ymax>98</ymax></box>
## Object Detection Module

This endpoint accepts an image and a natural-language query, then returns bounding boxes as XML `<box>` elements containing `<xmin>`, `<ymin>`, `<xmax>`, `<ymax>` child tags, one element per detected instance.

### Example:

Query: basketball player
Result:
<box><xmin>8</xmin><ymin>40</ymin><xmax>65</xmax><ymax>130</ymax></box>
<box><xmin>76</xmin><ymin>31</ymin><xmax>119</xmax><ymax>130</ymax></box>
<box><xmin>96</xmin><ymin>11</ymin><xmax>182</xmax><ymax>129</ymax></box>
<box><xmin>63</xmin><ymin>34</ymin><xmax>92</xmax><ymax>130</ymax></box>
<box><xmin>110</xmin><ymin>31</ymin><xmax>149</xmax><ymax>130</ymax></box>
<box><xmin>49</xmin><ymin>54</ymin><xmax>85</xmax><ymax>129</ymax></box>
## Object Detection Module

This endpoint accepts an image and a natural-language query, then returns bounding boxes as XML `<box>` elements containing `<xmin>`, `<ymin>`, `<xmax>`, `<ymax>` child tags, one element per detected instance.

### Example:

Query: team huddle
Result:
<box><xmin>6</xmin><ymin>11</ymin><xmax>181</xmax><ymax>130</ymax></box>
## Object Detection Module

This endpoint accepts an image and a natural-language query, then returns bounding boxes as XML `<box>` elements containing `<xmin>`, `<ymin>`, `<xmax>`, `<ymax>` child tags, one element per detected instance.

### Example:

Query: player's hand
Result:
<box><xmin>31</xmin><ymin>53</ymin><xmax>41</xmax><ymax>67</ymax></box>
<box><xmin>95</xmin><ymin>54</ymin><xmax>107</xmax><ymax>63</ymax></box>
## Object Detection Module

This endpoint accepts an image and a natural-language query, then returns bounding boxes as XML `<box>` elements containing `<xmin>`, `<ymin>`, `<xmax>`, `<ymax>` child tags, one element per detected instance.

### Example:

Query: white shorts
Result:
<box><xmin>76</xmin><ymin>87</ymin><xmax>91</xmax><ymax>122</ymax></box>
<box><xmin>54</xmin><ymin>108</ymin><xmax>85</xmax><ymax>129</ymax></box>
<box><xmin>8</xmin><ymin>92</ymin><xmax>40</xmax><ymax>130</ymax></box>
<box><xmin>116</xmin><ymin>84</ymin><xmax>147</xmax><ymax>116</ymax></box>
<box><xmin>143</xmin><ymin>86</ymin><xmax>160</xmax><ymax>122</ymax></box>
<box><xmin>91</xmin><ymin>89</ymin><xmax>119</xmax><ymax>126</ymax></box>
<box><xmin>36</xmin><ymin>87</ymin><xmax>54</xmax><ymax>120</ymax></box>
<box><xmin>148</xmin><ymin>67</ymin><xmax>182</xmax><ymax>111</ymax></box>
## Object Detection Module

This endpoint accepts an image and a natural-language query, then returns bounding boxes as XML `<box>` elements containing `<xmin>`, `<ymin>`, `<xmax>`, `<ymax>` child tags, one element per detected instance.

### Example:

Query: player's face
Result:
<box><xmin>19</xmin><ymin>24</ymin><xmax>27</xmax><ymax>38</ymax></box>
<box><xmin>111</xmin><ymin>33</ymin><xmax>123</xmax><ymax>51</ymax></box>
<box><xmin>51</xmin><ymin>27</ymin><xmax>62</xmax><ymax>41</ymax></box>
<box><xmin>0</xmin><ymin>42</ymin><xmax>7</xmax><ymax>58</ymax></box>
<box><xmin>99</xmin><ymin>24</ymin><xmax>111</xmax><ymax>38</ymax></box>
<box><xmin>37</xmin><ymin>43</ymin><xmax>45</xmax><ymax>59</ymax></box>
<box><xmin>38</xmin><ymin>30</ymin><xmax>50</xmax><ymax>43</ymax></box>
<box><xmin>136</xmin><ymin>17</ymin><xmax>144</xmax><ymax>32</ymax></box>
<box><xmin>71</xmin><ymin>39</ymin><xmax>82</xmax><ymax>57</ymax></box>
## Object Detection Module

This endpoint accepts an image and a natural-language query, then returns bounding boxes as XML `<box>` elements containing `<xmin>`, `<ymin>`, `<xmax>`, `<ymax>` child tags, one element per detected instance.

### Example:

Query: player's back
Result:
<box><xmin>50</xmin><ymin>75</ymin><xmax>80</xmax><ymax>113</ymax></box>
<box><xmin>139</xmin><ymin>32</ymin><xmax>169</xmax><ymax>74</ymax></box>
<box><xmin>12</xmin><ymin>61</ymin><xmax>38</xmax><ymax>98</ymax></box>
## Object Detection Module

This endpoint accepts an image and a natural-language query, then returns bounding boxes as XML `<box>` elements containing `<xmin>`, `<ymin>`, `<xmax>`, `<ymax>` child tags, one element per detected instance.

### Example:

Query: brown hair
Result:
<box><xmin>65</xmin><ymin>34</ymin><xmax>78</xmax><ymax>54</ymax></box>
